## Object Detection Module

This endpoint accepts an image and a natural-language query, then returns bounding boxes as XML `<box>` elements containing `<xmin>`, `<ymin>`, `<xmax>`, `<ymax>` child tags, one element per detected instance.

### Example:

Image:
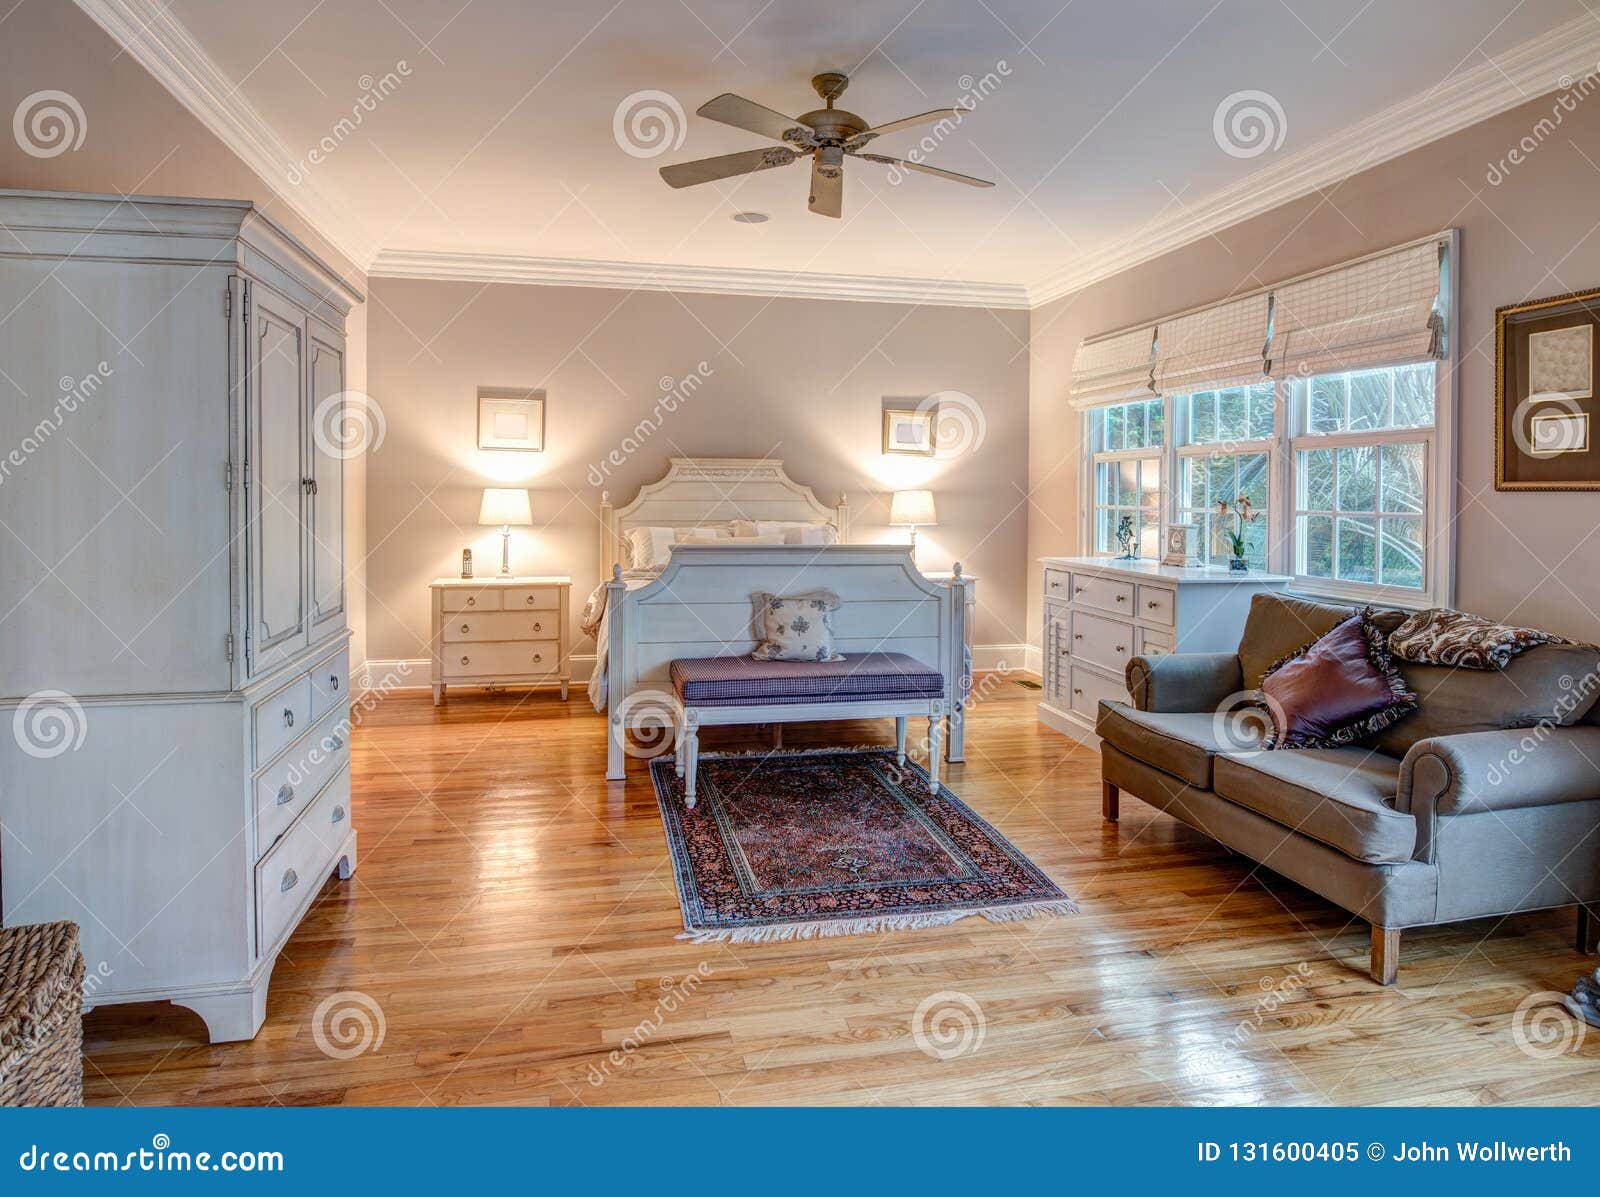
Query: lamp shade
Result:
<box><xmin>478</xmin><ymin>487</ymin><xmax>532</xmax><ymax>527</ymax></box>
<box><xmin>889</xmin><ymin>489</ymin><xmax>936</xmax><ymax>527</ymax></box>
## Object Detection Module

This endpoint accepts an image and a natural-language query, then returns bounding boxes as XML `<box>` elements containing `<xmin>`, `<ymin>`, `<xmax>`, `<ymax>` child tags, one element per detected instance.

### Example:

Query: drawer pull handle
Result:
<box><xmin>280</xmin><ymin>868</ymin><xmax>299</xmax><ymax>893</ymax></box>
<box><xmin>1115</xmin><ymin>594</ymin><xmax>1127</xmax><ymax>602</ymax></box>
<box><xmin>461</xmin><ymin>655</ymin><xmax>470</xmax><ymax>666</ymax></box>
<box><xmin>1074</xmin><ymin>586</ymin><xmax>1084</xmax><ymax>594</ymax></box>
<box><xmin>330</xmin><ymin>735</ymin><xmax>344</xmax><ymax>750</ymax></box>
<box><xmin>1073</xmin><ymin>688</ymin><xmax>1083</xmax><ymax>696</ymax></box>
<box><xmin>532</xmin><ymin>653</ymin><xmax>542</xmax><ymax>663</ymax></box>
<box><xmin>331</xmin><ymin>804</ymin><xmax>346</xmax><ymax>824</ymax></box>
<box><xmin>1058</xmin><ymin>648</ymin><xmax>1068</xmax><ymax>656</ymax></box>
<box><xmin>1147</xmin><ymin>600</ymin><xmax>1159</xmax><ymax>610</ymax></box>
<box><xmin>461</xmin><ymin>623</ymin><xmax>470</xmax><ymax>633</ymax></box>
<box><xmin>1073</xmin><ymin>633</ymin><xmax>1083</xmax><ymax>640</ymax></box>
<box><xmin>466</xmin><ymin>596</ymin><xmax>476</xmax><ymax>606</ymax></box>
<box><xmin>533</xmin><ymin>622</ymin><xmax>542</xmax><ymax>632</ymax></box>
<box><xmin>276</xmin><ymin>784</ymin><xmax>295</xmax><ymax>806</ymax></box>
<box><xmin>526</xmin><ymin>595</ymin><xmax>536</xmax><ymax>605</ymax></box>
<box><xmin>1115</xmin><ymin>645</ymin><xmax>1127</xmax><ymax>653</ymax></box>
<box><xmin>283</xmin><ymin>708</ymin><xmax>294</xmax><ymax>728</ymax></box>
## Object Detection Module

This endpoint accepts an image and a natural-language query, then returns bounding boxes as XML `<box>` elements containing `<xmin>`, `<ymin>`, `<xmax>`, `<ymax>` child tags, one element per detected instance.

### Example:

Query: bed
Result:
<box><xmin>584</xmin><ymin>457</ymin><xmax>973</xmax><ymax>781</ymax></box>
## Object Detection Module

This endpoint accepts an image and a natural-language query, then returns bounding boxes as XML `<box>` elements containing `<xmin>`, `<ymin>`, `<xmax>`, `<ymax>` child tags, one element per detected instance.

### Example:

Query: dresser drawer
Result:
<box><xmin>440</xmin><ymin>588</ymin><xmax>502</xmax><ymax>613</ymax></box>
<box><xmin>1138</xmin><ymin>585</ymin><xmax>1175</xmax><ymax>627</ymax></box>
<box><xmin>309</xmin><ymin>648</ymin><xmax>349</xmax><ymax>721</ymax></box>
<box><xmin>256</xmin><ymin>764</ymin><xmax>351</xmax><ymax>955</ymax></box>
<box><xmin>254</xmin><ymin>710</ymin><xmax>350</xmax><ymax>858</ymax></box>
<box><xmin>1044</xmin><ymin>568</ymin><xmax>1071</xmax><ymax>601</ymax></box>
<box><xmin>501</xmin><ymin>586</ymin><xmax>561</xmax><ymax>611</ymax></box>
<box><xmin>252</xmin><ymin>675</ymin><xmax>313</xmax><ymax>768</ymax></box>
<box><xmin>444</xmin><ymin>640</ymin><xmax>560</xmax><ymax>679</ymax></box>
<box><xmin>1071</xmin><ymin>609</ymin><xmax>1135</xmax><ymax>675</ymax></box>
<box><xmin>443</xmin><ymin>611</ymin><xmax>559</xmax><ymax>643</ymax></box>
<box><xmin>1067</xmin><ymin>664</ymin><xmax>1127</xmax><ymax>721</ymax></box>
<box><xmin>1139</xmin><ymin>628</ymin><xmax>1175</xmax><ymax>658</ymax></box>
<box><xmin>1070</xmin><ymin>573</ymin><xmax>1135</xmax><ymax>615</ymax></box>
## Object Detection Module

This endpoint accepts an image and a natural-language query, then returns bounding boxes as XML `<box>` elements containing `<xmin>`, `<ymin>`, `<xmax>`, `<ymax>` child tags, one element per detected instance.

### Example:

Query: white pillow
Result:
<box><xmin>678</xmin><ymin>532</ymin><xmax>785</xmax><ymax>547</ymax></box>
<box><xmin>730</xmin><ymin>519</ymin><xmax>838</xmax><ymax>545</ymax></box>
<box><xmin>623</xmin><ymin>526</ymin><xmax>677</xmax><ymax>570</ymax></box>
<box><xmin>751</xmin><ymin>590</ymin><xmax>844</xmax><ymax>662</ymax></box>
<box><xmin>674</xmin><ymin>526</ymin><xmax>728</xmax><ymax>541</ymax></box>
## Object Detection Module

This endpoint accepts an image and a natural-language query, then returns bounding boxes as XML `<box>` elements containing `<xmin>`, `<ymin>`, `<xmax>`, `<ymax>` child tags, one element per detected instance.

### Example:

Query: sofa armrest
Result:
<box><xmin>1125</xmin><ymin>652</ymin><xmax>1244</xmax><ymax>713</ymax></box>
<box><xmin>1398</xmin><ymin>726</ymin><xmax>1600</xmax><ymax>862</ymax></box>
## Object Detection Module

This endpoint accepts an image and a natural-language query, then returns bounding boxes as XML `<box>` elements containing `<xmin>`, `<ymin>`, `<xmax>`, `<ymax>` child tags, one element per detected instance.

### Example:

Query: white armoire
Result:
<box><xmin>0</xmin><ymin>191</ymin><xmax>361</xmax><ymax>1041</ymax></box>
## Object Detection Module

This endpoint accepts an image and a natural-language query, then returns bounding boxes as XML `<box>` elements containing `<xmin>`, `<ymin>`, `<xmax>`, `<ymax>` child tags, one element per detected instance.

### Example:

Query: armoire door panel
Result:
<box><xmin>245</xmin><ymin>285</ymin><xmax>308</xmax><ymax>675</ymax></box>
<box><xmin>308</xmin><ymin>335</ymin><xmax>345</xmax><ymax>634</ymax></box>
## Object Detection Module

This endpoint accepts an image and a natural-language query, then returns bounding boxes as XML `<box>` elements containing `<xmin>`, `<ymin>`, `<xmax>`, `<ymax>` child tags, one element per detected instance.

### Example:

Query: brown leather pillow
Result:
<box><xmin>1258</xmin><ymin>608</ymin><xmax>1418</xmax><ymax>749</ymax></box>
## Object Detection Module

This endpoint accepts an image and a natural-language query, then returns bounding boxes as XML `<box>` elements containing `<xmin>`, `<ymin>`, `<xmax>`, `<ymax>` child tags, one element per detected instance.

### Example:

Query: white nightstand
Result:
<box><xmin>429</xmin><ymin>576</ymin><xmax>573</xmax><ymax>705</ymax></box>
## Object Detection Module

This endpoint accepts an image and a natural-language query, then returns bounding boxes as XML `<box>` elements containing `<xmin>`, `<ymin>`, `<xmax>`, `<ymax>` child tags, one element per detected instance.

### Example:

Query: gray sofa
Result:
<box><xmin>1097</xmin><ymin>593</ymin><xmax>1600</xmax><ymax>984</ymax></box>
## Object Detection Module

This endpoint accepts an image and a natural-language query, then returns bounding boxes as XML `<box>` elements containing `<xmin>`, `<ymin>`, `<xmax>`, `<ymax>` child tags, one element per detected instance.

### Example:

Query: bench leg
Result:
<box><xmin>1370</xmin><ymin>924</ymin><xmax>1400</xmax><ymax>986</ymax></box>
<box><xmin>683</xmin><ymin>713</ymin><xmax>701</xmax><ymax>809</ymax></box>
<box><xmin>1102</xmin><ymin>781</ymin><xmax>1119</xmax><ymax>822</ymax></box>
<box><xmin>926</xmin><ymin>706</ymin><xmax>943</xmax><ymax>793</ymax></box>
<box><xmin>770</xmin><ymin>722</ymin><xmax>783</xmax><ymax>749</ymax></box>
<box><xmin>895</xmin><ymin>716</ymin><xmax>908</xmax><ymax>766</ymax></box>
<box><xmin>606</xmin><ymin>708</ymin><xmax>626</xmax><ymax>781</ymax></box>
<box><xmin>675</xmin><ymin>719</ymin><xmax>686</xmax><ymax>778</ymax></box>
<box><xmin>1578</xmin><ymin>904</ymin><xmax>1600</xmax><ymax>955</ymax></box>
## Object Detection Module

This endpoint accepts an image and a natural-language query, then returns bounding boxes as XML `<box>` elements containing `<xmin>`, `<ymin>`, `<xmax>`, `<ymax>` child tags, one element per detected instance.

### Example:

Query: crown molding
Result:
<box><xmin>71</xmin><ymin>0</ymin><xmax>378</xmax><ymax>272</ymax></box>
<box><xmin>1026</xmin><ymin>14</ymin><xmax>1600</xmax><ymax>307</ymax></box>
<box><xmin>369</xmin><ymin>248</ymin><xmax>1032</xmax><ymax>308</ymax></box>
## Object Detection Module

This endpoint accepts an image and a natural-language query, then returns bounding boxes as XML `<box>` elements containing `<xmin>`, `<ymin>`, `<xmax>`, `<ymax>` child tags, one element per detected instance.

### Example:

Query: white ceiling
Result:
<box><xmin>114</xmin><ymin>0</ymin><xmax>1599</xmax><ymax>300</ymax></box>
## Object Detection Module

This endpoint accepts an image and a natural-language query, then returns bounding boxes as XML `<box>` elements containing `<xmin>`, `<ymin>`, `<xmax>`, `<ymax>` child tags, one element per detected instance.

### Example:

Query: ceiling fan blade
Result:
<box><xmin>696</xmin><ymin>93</ymin><xmax>816</xmax><ymax>147</ymax></box>
<box><xmin>808</xmin><ymin>154</ymin><xmax>842</xmax><ymax>218</ymax></box>
<box><xmin>846</xmin><ymin>108</ymin><xmax>962</xmax><ymax>149</ymax></box>
<box><xmin>659</xmin><ymin>146</ymin><xmax>799</xmax><ymax>189</ymax></box>
<box><xmin>851</xmin><ymin>151</ymin><xmax>994</xmax><ymax>188</ymax></box>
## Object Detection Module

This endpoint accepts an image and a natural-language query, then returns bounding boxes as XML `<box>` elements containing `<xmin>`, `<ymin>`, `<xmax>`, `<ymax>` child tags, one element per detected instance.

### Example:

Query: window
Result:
<box><xmin>1291</xmin><ymin>363</ymin><xmax>1434</xmax><ymax>593</ymax></box>
<box><xmin>1090</xmin><ymin>398</ymin><xmax>1163</xmax><ymax>557</ymax></box>
<box><xmin>1174</xmin><ymin>382</ymin><xmax>1275</xmax><ymax>568</ymax></box>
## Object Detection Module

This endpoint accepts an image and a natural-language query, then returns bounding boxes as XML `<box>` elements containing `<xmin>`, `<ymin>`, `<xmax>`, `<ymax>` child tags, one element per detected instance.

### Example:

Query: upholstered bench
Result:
<box><xmin>668</xmin><ymin>651</ymin><xmax>947</xmax><ymax>807</ymax></box>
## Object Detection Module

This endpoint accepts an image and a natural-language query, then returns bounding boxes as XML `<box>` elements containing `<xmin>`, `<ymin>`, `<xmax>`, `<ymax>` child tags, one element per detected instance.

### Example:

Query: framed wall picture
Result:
<box><xmin>478</xmin><ymin>388</ymin><xmax>545</xmax><ymax>452</ymax></box>
<box><xmin>882</xmin><ymin>408</ymin><xmax>936</xmax><ymax>456</ymax></box>
<box><xmin>1496</xmin><ymin>287</ymin><xmax>1600</xmax><ymax>490</ymax></box>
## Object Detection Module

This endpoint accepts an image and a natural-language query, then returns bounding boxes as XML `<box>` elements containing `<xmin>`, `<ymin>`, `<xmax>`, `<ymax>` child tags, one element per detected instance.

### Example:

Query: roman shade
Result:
<box><xmin>1151</xmin><ymin>292</ymin><xmax>1272</xmax><ymax>395</ymax></box>
<box><xmin>1069</xmin><ymin>325</ymin><xmax>1156</xmax><ymax>409</ymax></box>
<box><xmin>1267</xmin><ymin>240</ymin><xmax>1445</xmax><ymax>378</ymax></box>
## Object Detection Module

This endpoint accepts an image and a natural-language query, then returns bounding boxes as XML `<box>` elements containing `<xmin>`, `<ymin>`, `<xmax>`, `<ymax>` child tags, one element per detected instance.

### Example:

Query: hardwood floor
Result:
<box><xmin>83</xmin><ymin>678</ymin><xmax>1600</xmax><ymax>1105</ymax></box>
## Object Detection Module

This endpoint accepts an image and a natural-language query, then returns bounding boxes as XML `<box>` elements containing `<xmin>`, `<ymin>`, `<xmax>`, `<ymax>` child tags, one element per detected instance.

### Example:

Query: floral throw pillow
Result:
<box><xmin>751</xmin><ymin>590</ymin><xmax>844</xmax><ymax>662</ymax></box>
<box><xmin>1258</xmin><ymin>607</ymin><xmax>1418</xmax><ymax>749</ymax></box>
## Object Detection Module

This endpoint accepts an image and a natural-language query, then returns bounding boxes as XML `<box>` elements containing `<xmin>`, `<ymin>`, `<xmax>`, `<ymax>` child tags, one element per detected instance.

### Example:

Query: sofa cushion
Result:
<box><xmin>1237</xmin><ymin>593</ymin><xmax>1407</xmax><ymax>690</ymax></box>
<box><xmin>1213</xmin><ymin>749</ymin><xmax>1414</xmax><ymax>865</ymax></box>
<box><xmin>1096</xmin><ymin>701</ymin><xmax>1264</xmax><ymax>788</ymax></box>
<box><xmin>1369</xmin><ymin>642</ymin><xmax>1600</xmax><ymax>758</ymax></box>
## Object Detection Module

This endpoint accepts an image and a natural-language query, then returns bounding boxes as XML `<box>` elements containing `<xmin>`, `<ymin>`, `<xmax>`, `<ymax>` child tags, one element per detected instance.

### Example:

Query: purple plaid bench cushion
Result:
<box><xmin>670</xmin><ymin>652</ymin><xmax>944</xmax><ymax>707</ymax></box>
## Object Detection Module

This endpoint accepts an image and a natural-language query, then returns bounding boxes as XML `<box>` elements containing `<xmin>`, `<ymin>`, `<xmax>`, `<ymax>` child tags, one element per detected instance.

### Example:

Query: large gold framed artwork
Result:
<box><xmin>1496</xmin><ymin>287</ymin><xmax>1600</xmax><ymax>490</ymax></box>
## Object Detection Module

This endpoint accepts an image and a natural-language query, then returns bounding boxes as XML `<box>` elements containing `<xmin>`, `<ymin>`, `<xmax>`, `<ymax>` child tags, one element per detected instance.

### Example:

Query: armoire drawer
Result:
<box><xmin>501</xmin><ymin>586</ymin><xmax>561</xmax><ymax>611</ymax></box>
<box><xmin>1067</xmin><ymin>664</ymin><xmax>1127</xmax><ymax>721</ymax></box>
<box><xmin>1071</xmin><ymin>609</ymin><xmax>1135</xmax><ymax>674</ymax></box>
<box><xmin>252</xmin><ymin>675</ymin><xmax>314</xmax><ymax>768</ymax></box>
<box><xmin>440</xmin><ymin>588</ymin><xmax>501</xmax><ymax>613</ymax></box>
<box><xmin>253</xmin><ymin>710</ymin><xmax>350</xmax><ymax>858</ymax></box>
<box><xmin>309</xmin><ymin>648</ymin><xmax>349</xmax><ymax>721</ymax></box>
<box><xmin>443</xmin><ymin>611</ymin><xmax>559</xmax><ymax>643</ymax></box>
<box><xmin>1070</xmin><ymin>573</ymin><xmax>1135</xmax><ymax>615</ymax></box>
<box><xmin>444</xmin><ymin>641</ymin><xmax>560</xmax><ymax>679</ymax></box>
<box><xmin>256</xmin><ymin>764</ymin><xmax>351</xmax><ymax>955</ymax></box>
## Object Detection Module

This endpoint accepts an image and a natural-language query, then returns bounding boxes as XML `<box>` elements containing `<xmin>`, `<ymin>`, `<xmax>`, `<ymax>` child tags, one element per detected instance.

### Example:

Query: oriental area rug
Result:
<box><xmin>650</xmin><ymin>747</ymin><xmax>1074</xmax><ymax>943</ymax></box>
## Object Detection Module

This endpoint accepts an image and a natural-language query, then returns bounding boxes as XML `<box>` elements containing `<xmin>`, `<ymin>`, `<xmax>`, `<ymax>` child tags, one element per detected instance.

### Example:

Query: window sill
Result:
<box><xmin>1284</xmin><ymin>579</ymin><xmax>1434</xmax><ymax>612</ymax></box>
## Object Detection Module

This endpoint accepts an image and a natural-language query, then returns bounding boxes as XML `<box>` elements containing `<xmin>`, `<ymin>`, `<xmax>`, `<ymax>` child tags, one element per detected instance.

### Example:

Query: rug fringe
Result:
<box><xmin>677</xmin><ymin>899</ymin><xmax>1077</xmax><ymax>944</ymax></box>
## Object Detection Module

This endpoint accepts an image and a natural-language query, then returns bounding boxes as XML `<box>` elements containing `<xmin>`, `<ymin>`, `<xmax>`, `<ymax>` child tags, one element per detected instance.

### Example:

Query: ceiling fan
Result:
<box><xmin>658</xmin><ymin>71</ymin><xmax>994</xmax><ymax>218</ymax></box>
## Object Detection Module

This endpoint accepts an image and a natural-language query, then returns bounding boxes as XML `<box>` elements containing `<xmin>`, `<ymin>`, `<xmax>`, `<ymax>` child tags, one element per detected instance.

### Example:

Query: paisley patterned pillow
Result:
<box><xmin>751</xmin><ymin>590</ymin><xmax>844</xmax><ymax>662</ymax></box>
<box><xmin>1390</xmin><ymin>607</ymin><xmax>1570</xmax><ymax>670</ymax></box>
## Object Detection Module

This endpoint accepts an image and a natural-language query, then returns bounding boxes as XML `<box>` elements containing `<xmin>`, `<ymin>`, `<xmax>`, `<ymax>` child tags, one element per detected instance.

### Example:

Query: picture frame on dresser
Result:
<box><xmin>1037</xmin><ymin>556</ymin><xmax>1290</xmax><ymax>744</ymax></box>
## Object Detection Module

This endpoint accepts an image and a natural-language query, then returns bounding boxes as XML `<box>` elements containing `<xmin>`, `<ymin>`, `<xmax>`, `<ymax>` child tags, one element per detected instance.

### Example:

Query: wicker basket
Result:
<box><xmin>0</xmin><ymin>921</ymin><xmax>85</xmax><ymax>1107</ymax></box>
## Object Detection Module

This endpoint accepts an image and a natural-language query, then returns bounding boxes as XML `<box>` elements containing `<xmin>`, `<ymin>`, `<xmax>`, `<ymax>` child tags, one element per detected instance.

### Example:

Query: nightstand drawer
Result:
<box><xmin>445</xmin><ymin>641</ymin><xmax>559</xmax><ymax>678</ymax></box>
<box><xmin>441</xmin><ymin>589</ymin><xmax>502</xmax><ymax>613</ymax></box>
<box><xmin>444</xmin><ymin>612</ymin><xmax>558</xmax><ymax>643</ymax></box>
<box><xmin>1070</xmin><ymin>573</ymin><xmax>1135</xmax><ymax>614</ymax></box>
<box><xmin>501</xmin><ymin>586</ymin><xmax>560</xmax><ymax>611</ymax></box>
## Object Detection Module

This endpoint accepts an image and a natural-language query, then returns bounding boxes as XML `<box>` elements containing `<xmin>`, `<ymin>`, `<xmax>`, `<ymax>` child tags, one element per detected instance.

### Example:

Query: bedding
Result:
<box><xmin>582</xmin><ymin>567</ymin><xmax>660</xmax><ymax>710</ymax></box>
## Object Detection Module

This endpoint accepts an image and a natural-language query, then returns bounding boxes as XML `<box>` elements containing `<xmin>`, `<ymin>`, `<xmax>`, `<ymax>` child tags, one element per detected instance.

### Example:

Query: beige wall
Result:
<box><xmin>364</xmin><ymin>279</ymin><xmax>1031</xmax><ymax>667</ymax></box>
<box><xmin>1028</xmin><ymin>89</ymin><xmax>1600</xmax><ymax>649</ymax></box>
<box><xmin>1</xmin><ymin>0</ymin><xmax>371</xmax><ymax>665</ymax></box>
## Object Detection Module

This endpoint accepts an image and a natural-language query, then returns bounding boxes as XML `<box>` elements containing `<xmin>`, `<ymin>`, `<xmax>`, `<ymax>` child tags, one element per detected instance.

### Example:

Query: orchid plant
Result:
<box><xmin>1216</xmin><ymin>496</ymin><xmax>1259</xmax><ymax>568</ymax></box>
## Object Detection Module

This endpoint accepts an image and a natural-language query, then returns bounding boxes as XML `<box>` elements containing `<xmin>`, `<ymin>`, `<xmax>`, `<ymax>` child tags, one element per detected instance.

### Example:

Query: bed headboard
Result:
<box><xmin>599</xmin><ymin>457</ymin><xmax>850</xmax><ymax>576</ymax></box>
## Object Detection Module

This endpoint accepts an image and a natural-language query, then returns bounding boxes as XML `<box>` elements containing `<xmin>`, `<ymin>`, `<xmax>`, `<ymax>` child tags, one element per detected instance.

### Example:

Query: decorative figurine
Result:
<box><xmin>1217</xmin><ymin>497</ymin><xmax>1259</xmax><ymax>572</ymax></box>
<box><xmin>1115</xmin><ymin>514</ymin><xmax>1137</xmax><ymax>560</ymax></box>
<box><xmin>461</xmin><ymin>548</ymin><xmax>473</xmax><ymax>579</ymax></box>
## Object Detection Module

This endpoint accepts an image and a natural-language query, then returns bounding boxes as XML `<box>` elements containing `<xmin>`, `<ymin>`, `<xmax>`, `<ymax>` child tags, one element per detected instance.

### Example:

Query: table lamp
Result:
<box><xmin>478</xmin><ymin>487</ymin><xmax>532</xmax><ymax>577</ymax></box>
<box><xmin>889</xmin><ymin>489</ymin><xmax>937</xmax><ymax>549</ymax></box>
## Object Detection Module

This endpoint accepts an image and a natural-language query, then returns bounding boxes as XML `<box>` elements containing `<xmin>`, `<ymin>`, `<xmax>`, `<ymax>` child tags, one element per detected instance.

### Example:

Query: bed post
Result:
<box><xmin>605</xmin><ymin>563</ymin><xmax>628</xmax><ymax>781</ymax></box>
<box><xmin>599</xmin><ymin>490</ymin><xmax>615</xmax><ymax>578</ymax></box>
<box><xmin>944</xmin><ymin>562</ymin><xmax>971</xmax><ymax>763</ymax></box>
<box><xmin>834</xmin><ymin>492</ymin><xmax>850</xmax><ymax>544</ymax></box>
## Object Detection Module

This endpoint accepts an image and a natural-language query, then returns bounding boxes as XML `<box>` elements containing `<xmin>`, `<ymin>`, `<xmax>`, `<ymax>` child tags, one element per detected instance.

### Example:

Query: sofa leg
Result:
<box><xmin>1578</xmin><ymin>905</ymin><xmax>1600</xmax><ymax>955</ymax></box>
<box><xmin>1102</xmin><ymin>780</ymin><xmax>1119</xmax><ymax>822</ymax></box>
<box><xmin>1370</xmin><ymin>925</ymin><xmax>1400</xmax><ymax>985</ymax></box>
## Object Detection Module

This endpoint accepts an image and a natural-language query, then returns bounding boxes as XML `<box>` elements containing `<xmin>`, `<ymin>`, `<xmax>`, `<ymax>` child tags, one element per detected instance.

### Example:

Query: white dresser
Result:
<box><xmin>430</xmin><ymin>576</ymin><xmax>573</xmax><ymax>703</ymax></box>
<box><xmin>1037</xmin><ymin>556</ymin><xmax>1290</xmax><ymax>743</ymax></box>
<box><xmin>0</xmin><ymin>191</ymin><xmax>362</xmax><ymax>1041</ymax></box>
